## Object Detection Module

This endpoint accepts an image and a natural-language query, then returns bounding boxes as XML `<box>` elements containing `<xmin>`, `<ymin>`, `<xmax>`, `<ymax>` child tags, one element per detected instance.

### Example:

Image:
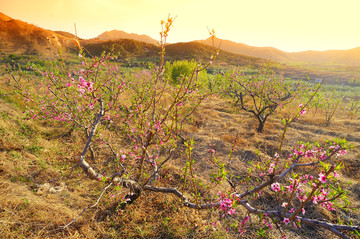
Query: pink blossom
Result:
<box><xmin>268</xmin><ymin>163</ymin><xmax>275</xmax><ymax>174</ymax></box>
<box><xmin>79</xmin><ymin>77</ymin><xmax>86</xmax><ymax>87</ymax></box>
<box><xmin>299</xmin><ymin>109</ymin><xmax>307</xmax><ymax>115</ymax></box>
<box><xmin>283</xmin><ymin>218</ymin><xmax>290</xmax><ymax>225</ymax></box>
<box><xmin>333</xmin><ymin>171</ymin><xmax>339</xmax><ymax>178</ymax></box>
<box><xmin>312</xmin><ymin>195</ymin><xmax>318</xmax><ymax>204</ymax></box>
<box><xmin>271</xmin><ymin>182</ymin><xmax>281</xmax><ymax>192</ymax></box>
<box><xmin>79</xmin><ymin>88</ymin><xmax>85</xmax><ymax>95</ymax></box>
<box><xmin>286</xmin><ymin>184</ymin><xmax>294</xmax><ymax>192</ymax></box>
<box><xmin>227</xmin><ymin>209</ymin><xmax>236</xmax><ymax>215</ymax></box>
<box><xmin>318</xmin><ymin>172</ymin><xmax>327</xmax><ymax>183</ymax></box>
<box><xmin>301</xmin><ymin>208</ymin><xmax>306</xmax><ymax>215</ymax></box>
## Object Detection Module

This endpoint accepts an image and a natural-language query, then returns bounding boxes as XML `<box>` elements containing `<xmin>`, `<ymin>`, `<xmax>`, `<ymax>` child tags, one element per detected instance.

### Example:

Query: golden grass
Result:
<box><xmin>0</xmin><ymin>91</ymin><xmax>359</xmax><ymax>238</ymax></box>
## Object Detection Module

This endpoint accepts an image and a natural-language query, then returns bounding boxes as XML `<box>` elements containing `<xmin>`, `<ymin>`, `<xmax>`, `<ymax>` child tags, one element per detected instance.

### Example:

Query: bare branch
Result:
<box><xmin>77</xmin><ymin>99</ymin><xmax>104</xmax><ymax>181</ymax></box>
<box><xmin>144</xmin><ymin>186</ymin><xmax>220</xmax><ymax>209</ymax></box>
<box><xmin>60</xmin><ymin>182</ymin><xmax>113</xmax><ymax>229</ymax></box>
<box><xmin>142</xmin><ymin>148</ymin><xmax>175</xmax><ymax>187</ymax></box>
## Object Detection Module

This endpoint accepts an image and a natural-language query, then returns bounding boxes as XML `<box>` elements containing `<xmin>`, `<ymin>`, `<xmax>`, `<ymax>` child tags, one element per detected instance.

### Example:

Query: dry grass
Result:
<box><xmin>0</xmin><ymin>91</ymin><xmax>359</xmax><ymax>239</ymax></box>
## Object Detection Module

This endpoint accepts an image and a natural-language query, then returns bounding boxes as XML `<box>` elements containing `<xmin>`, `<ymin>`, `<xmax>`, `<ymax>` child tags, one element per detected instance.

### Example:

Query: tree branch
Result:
<box><xmin>60</xmin><ymin>182</ymin><xmax>113</xmax><ymax>229</ymax></box>
<box><xmin>143</xmin><ymin>185</ymin><xmax>220</xmax><ymax>209</ymax></box>
<box><xmin>238</xmin><ymin>200</ymin><xmax>359</xmax><ymax>239</ymax></box>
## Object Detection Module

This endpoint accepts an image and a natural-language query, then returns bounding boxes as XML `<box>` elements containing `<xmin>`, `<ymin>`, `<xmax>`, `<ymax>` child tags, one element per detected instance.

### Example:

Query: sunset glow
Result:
<box><xmin>1</xmin><ymin>0</ymin><xmax>360</xmax><ymax>52</ymax></box>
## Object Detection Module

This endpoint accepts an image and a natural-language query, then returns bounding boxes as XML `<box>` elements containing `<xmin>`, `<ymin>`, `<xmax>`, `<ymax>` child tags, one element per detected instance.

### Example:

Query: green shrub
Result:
<box><xmin>165</xmin><ymin>60</ymin><xmax>208</xmax><ymax>86</ymax></box>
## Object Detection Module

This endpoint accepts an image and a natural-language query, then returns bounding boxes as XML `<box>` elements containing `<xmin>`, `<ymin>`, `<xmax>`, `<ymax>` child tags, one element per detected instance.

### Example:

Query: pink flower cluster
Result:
<box><xmin>271</xmin><ymin>182</ymin><xmax>281</xmax><ymax>192</ymax></box>
<box><xmin>77</xmin><ymin>76</ymin><xmax>94</xmax><ymax>94</ymax></box>
<box><xmin>217</xmin><ymin>192</ymin><xmax>237</xmax><ymax>215</ymax></box>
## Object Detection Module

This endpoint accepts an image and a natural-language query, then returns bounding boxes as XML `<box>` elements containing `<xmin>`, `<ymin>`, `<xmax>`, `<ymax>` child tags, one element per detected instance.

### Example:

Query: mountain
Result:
<box><xmin>0</xmin><ymin>12</ymin><xmax>75</xmax><ymax>56</ymax></box>
<box><xmin>95</xmin><ymin>30</ymin><xmax>158</xmax><ymax>45</ymax></box>
<box><xmin>197</xmin><ymin>37</ymin><xmax>293</xmax><ymax>62</ymax></box>
<box><xmin>198</xmin><ymin>37</ymin><xmax>360</xmax><ymax>66</ymax></box>
<box><xmin>289</xmin><ymin>48</ymin><xmax>360</xmax><ymax>65</ymax></box>
<box><xmin>80</xmin><ymin>38</ymin><xmax>265</xmax><ymax>67</ymax></box>
<box><xmin>80</xmin><ymin>38</ymin><xmax>159</xmax><ymax>58</ymax></box>
<box><xmin>0</xmin><ymin>12</ymin><xmax>12</xmax><ymax>21</ymax></box>
<box><xmin>55</xmin><ymin>31</ymin><xmax>82</xmax><ymax>40</ymax></box>
<box><xmin>165</xmin><ymin>41</ymin><xmax>265</xmax><ymax>66</ymax></box>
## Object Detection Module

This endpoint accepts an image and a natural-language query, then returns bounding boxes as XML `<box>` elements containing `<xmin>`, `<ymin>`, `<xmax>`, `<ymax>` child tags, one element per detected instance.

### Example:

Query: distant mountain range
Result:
<box><xmin>198</xmin><ymin>37</ymin><xmax>360</xmax><ymax>65</ymax></box>
<box><xmin>1</xmin><ymin>11</ymin><xmax>360</xmax><ymax>83</ymax></box>
<box><xmin>1</xmin><ymin>11</ymin><xmax>360</xmax><ymax>66</ymax></box>
<box><xmin>94</xmin><ymin>30</ymin><xmax>158</xmax><ymax>45</ymax></box>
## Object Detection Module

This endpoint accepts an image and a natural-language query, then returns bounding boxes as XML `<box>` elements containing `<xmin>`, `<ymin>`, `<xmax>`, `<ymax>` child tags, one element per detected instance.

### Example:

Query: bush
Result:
<box><xmin>165</xmin><ymin>60</ymin><xmax>208</xmax><ymax>86</ymax></box>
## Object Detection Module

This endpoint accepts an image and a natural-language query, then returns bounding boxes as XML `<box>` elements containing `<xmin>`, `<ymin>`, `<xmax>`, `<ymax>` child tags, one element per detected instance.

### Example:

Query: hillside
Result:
<box><xmin>54</xmin><ymin>31</ymin><xmax>82</xmax><ymax>40</ymax></box>
<box><xmin>197</xmin><ymin>37</ymin><xmax>293</xmax><ymax>62</ymax></box>
<box><xmin>290</xmin><ymin>47</ymin><xmax>360</xmax><ymax>65</ymax></box>
<box><xmin>0</xmin><ymin>76</ymin><xmax>360</xmax><ymax>238</ymax></box>
<box><xmin>95</xmin><ymin>30</ymin><xmax>158</xmax><ymax>45</ymax></box>
<box><xmin>199</xmin><ymin>37</ymin><xmax>360</xmax><ymax>66</ymax></box>
<box><xmin>1</xmin><ymin>11</ymin><xmax>359</xmax><ymax>84</ymax></box>
<box><xmin>166</xmin><ymin>41</ymin><xmax>266</xmax><ymax>66</ymax></box>
<box><xmin>80</xmin><ymin>38</ymin><xmax>159</xmax><ymax>58</ymax></box>
<box><xmin>79</xmin><ymin>39</ymin><xmax>267</xmax><ymax>67</ymax></box>
<box><xmin>0</xmin><ymin>12</ymin><xmax>75</xmax><ymax>56</ymax></box>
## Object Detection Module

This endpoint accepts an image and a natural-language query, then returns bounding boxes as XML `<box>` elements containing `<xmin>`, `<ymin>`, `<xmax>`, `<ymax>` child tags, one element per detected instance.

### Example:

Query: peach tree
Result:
<box><xmin>3</xmin><ymin>18</ymin><xmax>359</xmax><ymax>238</ymax></box>
<box><xmin>226</xmin><ymin>67</ymin><xmax>307</xmax><ymax>133</ymax></box>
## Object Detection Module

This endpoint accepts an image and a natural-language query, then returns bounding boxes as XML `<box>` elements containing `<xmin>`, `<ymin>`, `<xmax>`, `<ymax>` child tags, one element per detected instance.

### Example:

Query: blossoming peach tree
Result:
<box><xmin>5</xmin><ymin>17</ymin><xmax>359</xmax><ymax>238</ymax></box>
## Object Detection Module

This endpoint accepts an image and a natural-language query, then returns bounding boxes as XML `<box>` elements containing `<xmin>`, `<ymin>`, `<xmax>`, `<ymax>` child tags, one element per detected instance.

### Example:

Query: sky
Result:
<box><xmin>1</xmin><ymin>0</ymin><xmax>360</xmax><ymax>52</ymax></box>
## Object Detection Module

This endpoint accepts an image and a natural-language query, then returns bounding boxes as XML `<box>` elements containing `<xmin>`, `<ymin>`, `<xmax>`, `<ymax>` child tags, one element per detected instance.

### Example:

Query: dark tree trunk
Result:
<box><xmin>257</xmin><ymin>121</ymin><xmax>265</xmax><ymax>133</ymax></box>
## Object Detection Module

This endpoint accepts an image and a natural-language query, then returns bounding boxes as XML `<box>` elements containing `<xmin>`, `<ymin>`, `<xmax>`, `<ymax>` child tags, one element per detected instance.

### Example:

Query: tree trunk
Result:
<box><xmin>257</xmin><ymin>121</ymin><xmax>265</xmax><ymax>133</ymax></box>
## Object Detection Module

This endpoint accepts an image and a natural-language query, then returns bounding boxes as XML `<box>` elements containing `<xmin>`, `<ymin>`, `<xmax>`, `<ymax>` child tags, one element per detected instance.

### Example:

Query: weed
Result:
<box><xmin>0</xmin><ymin>112</ymin><xmax>10</xmax><ymax>119</ymax></box>
<box><xmin>9</xmin><ymin>150</ymin><xmax>21</xmax><ymax>159</ymax></box>
<box><xmin>37</xmin><ymin>158</ymin><xmax>47</xmax><ymax>169</ymax></box>
<box><xmin>9</xmin><ymin>175</ymin><xmax>32</xmax><ymax>183</ymax></box>
<box><xmin>17</xmin><ymin>120</ymin><xmax>37</xmax><ymax>138</ymax></box>
<box><xmin>26</xmin><ymin>145</ymin><xmax>43</xmax><ymax>155</ymax></box>
<box><xmin>0</xmin><ymin>126</ymin><xmax>6</xmax><ymax>136</ymax></box>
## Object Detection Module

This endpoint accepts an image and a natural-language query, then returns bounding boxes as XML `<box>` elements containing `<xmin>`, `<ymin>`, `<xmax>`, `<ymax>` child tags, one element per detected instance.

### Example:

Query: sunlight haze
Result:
<box><xmin>1</xmin><ymin>0</ymin><xmax>360</xmax><ymax>52</ymax></box>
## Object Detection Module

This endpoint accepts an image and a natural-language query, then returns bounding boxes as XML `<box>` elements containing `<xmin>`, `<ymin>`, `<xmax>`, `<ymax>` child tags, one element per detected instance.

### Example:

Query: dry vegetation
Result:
<box><xmin>0</xmin><ymin>83</ymin><xmax>359</xmax><ymax>238</ymax></box>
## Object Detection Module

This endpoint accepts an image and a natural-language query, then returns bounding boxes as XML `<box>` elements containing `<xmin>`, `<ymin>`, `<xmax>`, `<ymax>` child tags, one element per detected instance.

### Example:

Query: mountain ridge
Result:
<box><xmin>198</xmin><ymin>37</ymin><xmax>360</xmax><ymax>65</ymax></box>
<box><xmin>95</xmin><ymin>30</ymin><xmax>158</xmax><ymax>45</ymax></box>
<box><xmin>1</xmin><ymin>11</ymin><xmax>359</xmax><ymax>66</ymax></box>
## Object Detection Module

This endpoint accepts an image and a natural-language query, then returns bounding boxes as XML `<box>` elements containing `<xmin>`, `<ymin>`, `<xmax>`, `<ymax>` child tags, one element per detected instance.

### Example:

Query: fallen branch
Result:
<box><xmin>60</xmin><ymin>182</ymin><xmax>113</xmax><ymax>229</ymax></box>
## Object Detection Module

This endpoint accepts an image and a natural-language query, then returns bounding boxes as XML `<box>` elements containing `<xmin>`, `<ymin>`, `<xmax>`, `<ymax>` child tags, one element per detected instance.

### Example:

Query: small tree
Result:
<box><xmin>343</xmin><ymin>97</ymin><xmax>360</xmax><ymax>120</ymax></box>
<box><xmin>227</xmin><ymin>67</ymin><xmax>305</xmax><ymax>133</ymax></box>
<box><xmin>317</xmin><ymin>91</ymin><xmax>341</xmax><ymax>126</ymax></box>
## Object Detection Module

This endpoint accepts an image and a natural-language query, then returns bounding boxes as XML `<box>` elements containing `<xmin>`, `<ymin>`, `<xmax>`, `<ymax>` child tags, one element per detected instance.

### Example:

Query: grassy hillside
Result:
<box><xmin>0</xmin><ymin>58</ymin><xmax>359</xmax><ymax>238</ymax></box>
<box><xmin>0</xmin><ymin>13</ymin><xmax>75</xmax><ymax>57</ymax></box>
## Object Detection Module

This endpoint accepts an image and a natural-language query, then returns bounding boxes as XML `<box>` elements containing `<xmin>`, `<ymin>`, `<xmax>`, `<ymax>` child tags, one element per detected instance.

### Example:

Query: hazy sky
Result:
<box><xmin>1</xmin><ymin>0</ymin><xmax>360</xmax><ymax>52</ymax></box>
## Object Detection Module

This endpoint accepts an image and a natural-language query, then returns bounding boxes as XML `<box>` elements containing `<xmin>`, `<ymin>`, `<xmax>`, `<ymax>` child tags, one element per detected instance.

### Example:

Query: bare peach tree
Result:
<box><xmin>226</xmin><ymin>67</ymin><xmax>306</xmax><ymax>133</ymax></box>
